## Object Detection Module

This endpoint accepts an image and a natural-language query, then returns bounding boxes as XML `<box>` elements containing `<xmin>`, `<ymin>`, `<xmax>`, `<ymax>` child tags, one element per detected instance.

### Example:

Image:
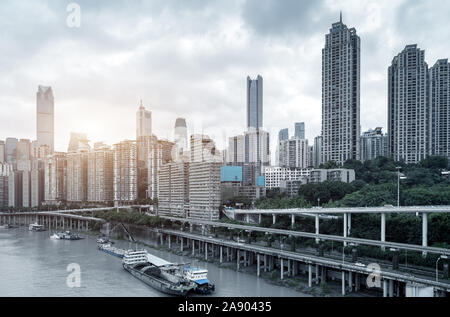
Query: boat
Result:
<box><xmin>97</xmin><ymin>236</ymin><xmax>114</xmax><ymax>244</ymax></box>
<box><xmin>98</xmin><ymin>243</ymin><xmax>125</xmax><ymax>258</ymax></box>
<box><xmin>0</xmin><ymin>224</ymin><xmax>11</xmax><ymax>229</ymax></box>
<box><xmin>29</xmin><ymin>223</ymin><xmax>45</xmax><ymax>232</ymax></box>
<box><xmin>49</xmin><ymin>231</ymin><xmax>83</xmax><ymax>240</ymax></box>
<box><xmin>122</xmin><ymin>250</ymin><xmax>197</xmax><ymax>296</ymax></box>
<box><xmin>183</xmin><ymin>266</ymin><xmax>215</xmax><ymax>294</ymax></box>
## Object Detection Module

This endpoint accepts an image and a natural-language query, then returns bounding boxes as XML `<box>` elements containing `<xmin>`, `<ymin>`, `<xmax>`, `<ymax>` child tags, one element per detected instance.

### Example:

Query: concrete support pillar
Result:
<box><xmin>287</xmin><ymin>259</ymin><xmax>291</xmax><ymax>276</ymax></box>
<box><xmin>168</xmin><ymin>235</ymin><xmax>171</xmax><ymax>249</ymax></box>
<box><xmin>244</xmin><ymin>251</ymin><xmax>247</xmax><ymax>267</ymax></box>
<box><xmin>192</xmin><ymin>240</ymin><xmax>195</xmax><ymax>256</ymax></box>
<box><xmin>315</xmin><ymin>215</ymin><xmax>320</xmax><ymax>244</ymax></box>
<box><xmin>422</xmin><ymin>213</ymin><xmax>428</xmax><ymax>257</ymax></box>
<box><xmin>272</xmin><ymin>214</ymin><xmax>276</xmax><ymax>225</ymax></box>
<box><xmin>264</xmin><ymin>255</ymin><xmax>267</xmax><ymax>272</ymax></box>
<box><xmin>280</xmin><ymin>258</ymin><xmax>284</xmax><ymax>280</ymax></box>
<box><xmin>308</xmin><ymin>265</ymin><xmax>312</xmax><ymax>287</ymax></box>
<box><xmin>388</xmin><ymin>279</ymin><xmax>394</xmax><ymax>297</ymax></box>
<box><xmin>246</xmin><ymin>214</ymin><xmax>250</xmax><ymax>223</ymax></box>
<box><xmin>293</xmin><ymin>261</ymin><xmax>298</xmax><ymax>277</ymax></box>
<box><xmin>190</xmin><ymin>223</ymin><xmax>193</xmax><ymax>233</ymax></box>
<box><xmin>237</xmin><ymin>250</ymin><xmax>240</xmax><ymax>270</ymax></box>
<box><xmin>355</xmin><ymin>273</ymin><xmax>360</xmax><ymax>292</ymax></box>
<box><xmin>291</xmin><ymin>214</ymin><xmax>295</xmax><ymax>228</ymax></box>
<box><xmin>257</xmin><ymin>254</ymin><xmax>260</xmax><ymax>277</ymax></box>
<box><xmin>343</xmin><ymin>213</ymin><xmax>348</xmax><ymax>247</ymax></box>
<box><xmin>181</xmin><ymin>238</ymin><xmax>184</xmax><ymax>252</ymax></box>
<box><xmin>347</xmin><ymin>213</ymin><xmax>351</xmax><ymax>236</ymax></box>
<box><xmin>258</xmin><ymin>214</ymin><xmax>262</xmax><ymax>224</ymax></box>
<box><xmin>381</xmin><ymin>213</ymin><xmax>386</xmax><ymax>251</ymax></box>
<box><xmin>383</xmin><ymin>280</ymin><xmax>388</xmax><ymax>297</ymax></box>
<box><xmin>349</xmin><ymin>271</ymin><xmax>353</xmax><ymax>292</ymax></box>
<box><xmin>205</xmin><ymin>243</ymin><xmax>208</xmax><ymax>261</ymax></box>
<box><xmin>316</xmin><ymin>265</ymin><xmax>319</xmax><ymax>284</ymax></box>
<box><xmin>342</xmin><ymin>271</ymin><xmax>346</xmax><ymax>296</ymax></box>
<box><xmin>220</xmin><ymin>246</ymin><xmax>223</xmax><ymax>264</ymax></box>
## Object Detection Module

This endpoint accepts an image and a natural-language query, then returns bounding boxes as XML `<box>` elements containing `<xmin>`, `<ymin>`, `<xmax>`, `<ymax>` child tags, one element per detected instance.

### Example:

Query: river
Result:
<box><xmin>0</xmin><ymin>227</ymin><xmax>309</xmax><ymax>297</ymax></box>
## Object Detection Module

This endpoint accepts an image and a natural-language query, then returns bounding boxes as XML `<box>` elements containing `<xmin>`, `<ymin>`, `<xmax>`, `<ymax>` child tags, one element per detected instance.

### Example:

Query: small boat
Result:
<box><xmin>0</xmin><ymin>224</ymin><xmax>11</xmax><ymax>229</ymax></box>
<box><xmin>184</xmin><ymin>266</ymin><xmax>215</xmax><ymax>294</ymax></box>
<box><xmin>29</xmin><ymin>223</ymin><xmax>45</xmax><ymax>232</ymax></box>
<box><xmin>50</xmin><ymin>231</ymin><xmax>83</xmax><ymax>240</ymax></box>
<box><xmin>97</xmin><ymin>236</ymin><xmax>114</xmax><ymax>244</ymax></box>
<box><xmin>98</xmin><ymin>243</ymin><xmax>125</xmax><ymax>258</ymax></box>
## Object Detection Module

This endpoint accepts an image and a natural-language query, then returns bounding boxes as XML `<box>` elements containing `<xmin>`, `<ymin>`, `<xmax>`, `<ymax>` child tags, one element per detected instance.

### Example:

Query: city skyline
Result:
<box><xmin>1</xmin><ymin>1</ymin><xmax>450</xmax><ymax>152</ymax></box>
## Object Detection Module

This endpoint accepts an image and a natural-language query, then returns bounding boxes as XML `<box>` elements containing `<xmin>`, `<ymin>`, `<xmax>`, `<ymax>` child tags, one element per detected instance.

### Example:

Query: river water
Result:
<box><xmin>0</xmin><ymin>227</ymin><xmax>308</xmax><ymax>297</ymax></box>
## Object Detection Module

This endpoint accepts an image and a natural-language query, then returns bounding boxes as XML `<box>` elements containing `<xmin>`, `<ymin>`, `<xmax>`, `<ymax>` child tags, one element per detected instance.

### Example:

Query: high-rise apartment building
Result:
<box><xmin>44</xmin><ymin>152</ymin><xmax>67</xmax><ymax>204</ymax></box>
<box><xmin>0</xmin><ymin>140</ymin><xmax>5</xmax><ymax>163</ymax></box>
<box><xmin>113</xmin><ymin>140</ymin><xmax>138</xmax><ymax>203</ymax></box>
<box><xmin>430</xmin><ymin>59</ymin><xmax>450</xmax><ymax>159</ymax></box>
<box><xmin>157</xmin><ymin>162</ymin><xmax>189</xmax><ymax>218</ymax></box>
<box><xmin>278</xmin><ymin>129</ymin><xmax>289</xmax><ymax>142</ymax></box>
<box><xmin>360</xmin><ymin>127</ymin><xmax>387</xmax><ymax>162</ymax></box>
<box><xmin>247</xmin><ymin>75</ymin><xmax>263</xmax><ymax>130</ymax></box>
<box><xmin>190</xmin><ymin>134</ymin><xmax>222</xmax><ymax>163</ymax></box>
<box><xmin>279</xmin><ymin>137</ymin><xmax>309</xmax><ymax>169</ymax></box>
<box><xmin>388</xmin><ymin>45</ymin><xmax>429</xmax><ymax>164</ymax></box>
<box><xmin>322</xmin><ymin>16</ymin><xmax>360</xmax><ymax>164</ymax></box>
<box><xmin>87</xmin><ymin>144</ymin><xmax>114</xmax><ymax>203</ymax></box>
<box><xmin>36</xmin><ymin>85</ymin><xmax>54</xmax><ymax>153</ymax></box>
<box><xmin>5</xmin><ymin>138</ymin><xmax>18</xmax><ymax>164</ymax></box>
<box><xmin>16</xmin><ymin>139</ymin><xmax>31</xmax><ymax>161</ymax></box>
<box><xmin>66</xmin><ymin>150</ymin><xmax>89</xmax><ymax>202</ymax></box>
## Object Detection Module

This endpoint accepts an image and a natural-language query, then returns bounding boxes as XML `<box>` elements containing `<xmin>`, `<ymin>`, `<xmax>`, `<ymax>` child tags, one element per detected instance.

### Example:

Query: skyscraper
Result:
<box><xmin>174</xmin><ymin>118</ymin><xmax>188</xmax><ymax>155</ymax></box>
<box><xmin>388</xmin><ymin>45</ymin><xmax>429</xmax><ymax>164</ymax></box>
<box><xmin>136</xmin><ymin>100</ymin><xmax>152</xmax><ymax>139</ymax></box>
<box><xmin>294</xmin><ymin>122</ymin><xmax>305</xmax><ymax>139</ymax></box>
<box><xmin>0</xmin><ymin>140</ymin><xmax>5</xmax><ymax>163</ymax></box>
<box><xmin>87</xmin><ymin>144</ymin><xmax>114</xmax><ymax>203</ymax></box>
<box><xmin>247</xmin><ymin>75</ymin><xmax>263</xmax><ymax>130</ymax></box>
<box><xmin>430</xmin><ymin>59</ymin><xmax>450</xmax><ymax>159</ymax></box>
<box><xmin>278</xmin><ymin>137</ymin><xmax>309</xmax><ymax>169</ymax></box>
<box><xmin>36</xmin><ymin>85</ymin><xmax>54</xmax><ymax>153</ymax></box>
<box><xmin>313</xmin><ymin>136</ymin><xmax>323</xmax><ymax>168</ymax></box>
<box><xmin>322</xmin><ymin>15</ymin><xmax>360</xmax><ymax>164</ymax></box>
<box><xmin>67</xmin><ymin>133</ymin><xmax>90</xmax><ymax>153</ymax></box>
<box><xmin>5</xmin><ymin>138</ymin><xmax>18</xmax><ymax>164</ymax></box>
<box><xmin>278</xmin><ymin>129</ymin><xmax>289</xmax><ymax>142</ymax></box>
<box><xmin>44</xmin><ymin>152</ymin><xmax>67</xmax><ymax>203</ymax></box>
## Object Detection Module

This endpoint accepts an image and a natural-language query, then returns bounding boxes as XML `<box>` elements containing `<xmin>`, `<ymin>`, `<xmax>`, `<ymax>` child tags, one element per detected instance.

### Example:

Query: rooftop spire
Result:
<box><xmin>340</xmin><ymin>10</ymin><xmax>342</xmax><ymax>23</ymax></box>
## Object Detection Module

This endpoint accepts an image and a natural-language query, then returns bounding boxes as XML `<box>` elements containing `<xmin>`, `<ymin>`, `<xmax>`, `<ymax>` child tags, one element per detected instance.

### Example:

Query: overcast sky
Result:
<box><xmin>0</xmin><ymin>0</ymin><xmax>449</xmax><ymax>154</ymax></box>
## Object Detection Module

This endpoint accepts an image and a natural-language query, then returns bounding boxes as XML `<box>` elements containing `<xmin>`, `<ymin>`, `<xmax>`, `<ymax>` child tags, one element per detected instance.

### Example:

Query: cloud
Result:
<box><xmin>0</xmin><ymin>0</ymin><xmax>448</xmax><ymax>157</ymax></box>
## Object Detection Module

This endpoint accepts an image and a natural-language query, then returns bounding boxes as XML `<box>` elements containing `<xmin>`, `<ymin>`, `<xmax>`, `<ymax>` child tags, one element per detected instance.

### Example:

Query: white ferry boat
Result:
<box><xmin>29</xmin><ymin>223</ymin><xmax>45</xmax><ymax>232</ymax></box>
<box><xmin>184</xmin><ymin>266</ymin><xmax>215</xmax><ymax>294</ymax></box>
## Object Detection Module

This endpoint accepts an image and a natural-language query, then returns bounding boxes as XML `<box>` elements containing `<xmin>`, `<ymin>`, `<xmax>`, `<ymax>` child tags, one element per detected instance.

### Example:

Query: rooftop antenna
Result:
<box><xmin>340</xmin><ymin>10</ymin><xmax>342</xmax><ymax>23</ymax></box>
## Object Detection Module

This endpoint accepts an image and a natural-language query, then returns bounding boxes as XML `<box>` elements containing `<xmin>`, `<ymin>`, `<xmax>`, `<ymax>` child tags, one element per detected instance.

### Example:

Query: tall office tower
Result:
<box><xmin>44</xmin><ymin>152</ymin><xmax>67</xmax><ymax>204</ymax></box>
<box><xmin>322</xmin><ymin>15</ymin><xmax>360</xmax><ymax>165</ymax></box>
<box><xmin>174</xmin><ymin>118</ymin><xmax>188</xmax><ymax>155</ymax></box>
<box><xmin>36</xmin><ymin>85</ymin><xmax>54</xmax><ymax>153</ymax></box>
<box><xmin>87</xmin><ymin>144</ymin><xmax>114</xmax><ymax>203</ymax></box>
<box><xmin>66</xmin><ymin>150</ymin><xmax>89</xmax><ymax>202</ymax></box>
<box><xmin>188</xmin><ymin>162</ymin><xmax>221</xmax><ymax>221</ymax></box>
<box><xmin>279</xmin><ymin>129</ymin><xmax>289</xmax><ymax>142</ymax></box>
<box><xmin>0</xmin><ymin>163</ymin><xmax>11</xmax><ymax>207</ymax></box>
<box><xmin>16</xmin><ymin>139</ymin><xmax>31</xmax><ymax>161</ymax></box>
<box><xmin>157</xmin><ymin>162</ymin><xmax>190</xmax><ymax>217</ymax></box>
<box><xmin>67</xmin><ymin>133</ymin><xmax>90</xmax><ymax>153</ymax></box>
<box><xmin>227</xmin><ymin>135</ymin><xmax>245</xmax><ymax>164</ymax></box>
<box><xmin>136</xmin><ymin>100</ymin><xmax>152</xmax><ymax>139</ymax></box>
<box><xmin>430</xmin><ymin>59</ymin><xmax>450</xmax><ymax>159</ymax></box>
<box><xmin>247</xmin><ymin>75</ymin><xmax>263</xmax><ymax>130</ymax></box>
<box><xmin>8</xmin><ymin>171</ymin><xmax>23</xmax><ymax>207</ymax></box>
<box><xmin>190</xmin><ymin>135</ymin><xmax>222</xmax><ymax>163</ymax></box>
<box><xmin>388</xmin><ymin>45</ymin><xmax>429</xmax><ymax>164</ymax></box>
<box><xmin>30</xmin><ymin>160</ymin><xmax>45</xmax><ymax>207</ymax></box>
<box><xmin>313</xmin><ymin>136</ymin><xmax>323</xmax><ymax>168</ymax></box>
<box><xmin>0</xmin><ymin>140</ymin><xmax>5</xmax><ymax>163</ymax></box>
<box><xmin>113</xmin><ymin>140</ymin><xmax>138</xmax><ymax>203</ymax></box>
<box><xmin>279</xmin><ymin>137</ymin><xmax>309</xmax><ymax>169</ymax></box>
<box><xmin>294</xmin><ymin>122</ymin><xmax>305</xmax><ymax>139</ymax></box>
<box><xmin>360</xmin><ymin>127</ymin><xmax>386</xmax><ymax>162</ymax></box>
<box><xmin>307</xmin><ymin>145</ymin><xmax>314</xmax><ymax>168</ymax></box>
<box><xmin>5</xmin><ymin>138</ymin><xmax>18</xmax><ymax>164</ymax></box>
